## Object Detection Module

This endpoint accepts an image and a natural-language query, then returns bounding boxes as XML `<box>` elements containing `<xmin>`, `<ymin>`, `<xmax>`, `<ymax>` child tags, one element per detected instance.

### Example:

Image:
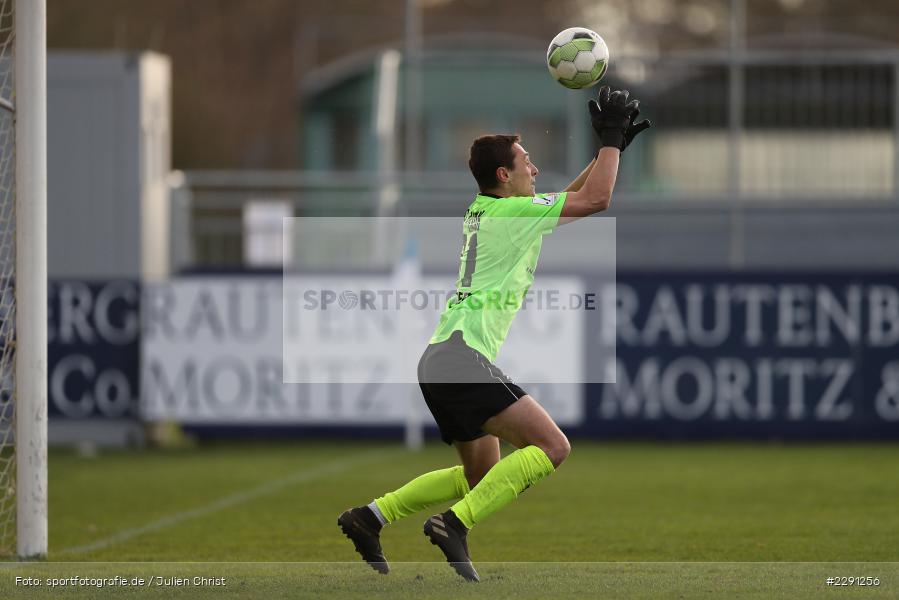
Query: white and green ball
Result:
<box><xmin>546</xmin><ymin>27</ymin><xmax>609</xmax><ymax>90</ymax></box>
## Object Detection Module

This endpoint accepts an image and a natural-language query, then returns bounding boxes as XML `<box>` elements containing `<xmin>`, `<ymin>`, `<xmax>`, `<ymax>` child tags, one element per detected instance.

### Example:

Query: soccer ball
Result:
<box><xmin>546</xmin><ymin>27</ymin><xmax>609</xmax><ymax>90</ymax></box>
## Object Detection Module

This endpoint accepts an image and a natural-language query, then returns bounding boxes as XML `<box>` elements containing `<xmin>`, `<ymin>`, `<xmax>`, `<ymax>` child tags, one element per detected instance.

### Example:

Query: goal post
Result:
<box><xmin>3</xmin><ymin>0</ymin><xmax>47</xmax><ymax>559</ymax></box>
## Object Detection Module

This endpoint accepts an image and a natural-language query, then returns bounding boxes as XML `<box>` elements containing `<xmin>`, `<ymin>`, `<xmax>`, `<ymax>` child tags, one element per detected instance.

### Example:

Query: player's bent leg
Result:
<box><xmin>482</xmin><ymin>395</ymin><xmax>571</xmax><ymax>467</ymax></box>
<box><xmin>423</xmin><ymin>397</ymin><xmax>565</xmax><ymax>581</ymax></box>
<box><xmin>453</xmin><ymin>435</ymin><xmax>501</xmax><ymax>489</ymax></box>
<box><xmin>446</xmin><ymin>443</ymin><xmax>555</xmax><ymax>529</ymax></box>
<box><xmin>424</xmin><ymin>441</ymin><xmax>553</xmax><ymax>582</ymax></box>
<box><xmin>442</xmin><ymin>395</ymin><xmax>567</xmax><ymax>531</ymax></box>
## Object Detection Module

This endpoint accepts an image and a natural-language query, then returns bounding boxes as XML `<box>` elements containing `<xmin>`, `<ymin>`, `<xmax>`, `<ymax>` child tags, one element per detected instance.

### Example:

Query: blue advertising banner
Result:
<box><xmin>582</xmin><ymin>273</ymin><xmax>899</xmax><ymax>439</ymax></box>
<box><xmin>48</xmin><ymin>280</ymin><xmax>140</xmax><ymax>420</ymax></box>
<box><xmin>44</xmin><ymin>274</ymin><xmax>899</xmax><ymax>440</ymax></box>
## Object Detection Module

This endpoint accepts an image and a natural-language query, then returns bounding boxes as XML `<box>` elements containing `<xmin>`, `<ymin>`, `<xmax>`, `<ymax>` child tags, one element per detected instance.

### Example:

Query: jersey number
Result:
<box><xmin>460</xmin><ymin>232</ymin><xmax>478</xmax><ymax>288</ymax></box>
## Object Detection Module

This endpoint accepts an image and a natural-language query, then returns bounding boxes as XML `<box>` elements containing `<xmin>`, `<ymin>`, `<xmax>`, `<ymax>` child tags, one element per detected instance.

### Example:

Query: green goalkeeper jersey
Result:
<box><xmin>429</xmin><ymin>191</ymin><xmax>568</xmax><ymax>361</ymax></box>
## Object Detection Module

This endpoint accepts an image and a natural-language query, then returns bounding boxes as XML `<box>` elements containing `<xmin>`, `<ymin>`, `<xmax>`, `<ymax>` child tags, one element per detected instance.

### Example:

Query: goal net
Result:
<box><xmin>0</xmin><ymin>0</ymin><xmax>17</xmax><ymax>557</ymax></box>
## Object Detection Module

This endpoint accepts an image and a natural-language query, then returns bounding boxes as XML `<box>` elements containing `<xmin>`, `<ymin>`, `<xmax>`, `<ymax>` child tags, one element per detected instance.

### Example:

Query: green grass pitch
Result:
<box><xmin>2</xmin><ymin>441</ymin><xmax>898</xmax><ymax>599</ymax></box>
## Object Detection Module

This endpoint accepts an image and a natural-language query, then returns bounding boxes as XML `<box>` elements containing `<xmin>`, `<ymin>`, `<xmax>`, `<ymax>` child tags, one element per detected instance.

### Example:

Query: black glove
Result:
<box><xmin>588</xmin><ymin>85</ymin><xmax>650</xmax><ymax>152</ymax></box>
<box><xmin>622</xmin><ymin>105</ymin><xmax>652</xmax><ymax>153</ymax></box>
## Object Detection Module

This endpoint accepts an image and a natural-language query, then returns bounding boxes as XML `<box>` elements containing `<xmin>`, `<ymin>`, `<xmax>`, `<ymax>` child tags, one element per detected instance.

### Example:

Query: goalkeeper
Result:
<box><xmin>339</xmin><ymin>86</ymin><xmax>650</xmax><ymax>581</ymax></box>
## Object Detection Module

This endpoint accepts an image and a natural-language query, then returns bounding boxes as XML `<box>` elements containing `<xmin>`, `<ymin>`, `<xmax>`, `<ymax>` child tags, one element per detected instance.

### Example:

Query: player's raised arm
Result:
<box><xmin>559</xmin><ymin>147</ymin><xmax>619</xmax><ymax>223</ymax></box>
<box><xmin>559</xmin><ymin>86</ymin><xmax>651</xmax><ymax>224</ymax></box>
<box><xmin>563</xmin><ymin>157</ymin><xmax>596</xmax><ymax>192</ymax></box>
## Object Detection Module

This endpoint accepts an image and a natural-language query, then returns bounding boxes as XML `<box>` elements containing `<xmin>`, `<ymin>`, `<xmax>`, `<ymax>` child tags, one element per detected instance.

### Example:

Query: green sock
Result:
<box><xmin>450</xmin><ymin>445</ymin><xmax>555</xmax><ymax>529</ymax></box>
<box><xmin>373</xmin><ymin>465</ymin><xmax>470</xmax><ymax>524</ymax></box>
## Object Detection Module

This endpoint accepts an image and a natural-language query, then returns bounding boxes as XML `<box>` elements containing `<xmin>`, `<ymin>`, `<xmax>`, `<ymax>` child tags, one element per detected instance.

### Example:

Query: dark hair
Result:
<box><xmin>468</xmin><ymin>134</ymin><xmax>520</xmax><ymax>192</ymax></box>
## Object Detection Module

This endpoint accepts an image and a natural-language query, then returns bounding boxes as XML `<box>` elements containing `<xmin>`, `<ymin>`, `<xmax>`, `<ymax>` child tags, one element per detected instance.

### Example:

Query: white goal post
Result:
<box><xmin>2</xmin><ymin>0</ymin><xmax>47</xmax><ymax>559</ymax></box>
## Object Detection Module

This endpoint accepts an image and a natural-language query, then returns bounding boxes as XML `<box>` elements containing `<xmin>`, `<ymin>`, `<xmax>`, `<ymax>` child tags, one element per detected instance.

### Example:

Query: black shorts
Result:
<box><xmin>417</xmin><ymin>330</ymin><xmax>528</xmax><ymax>445</ymax></box>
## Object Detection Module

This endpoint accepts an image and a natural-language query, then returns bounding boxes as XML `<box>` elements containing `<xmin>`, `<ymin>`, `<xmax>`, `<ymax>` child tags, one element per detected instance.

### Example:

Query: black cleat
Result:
<box><xmin>338</xmin><ymin>507</ymin><xmax>389</xmax><ymax>574</ymax></box>
<box><xmin>423</xmin><ymin>510</ymin><xmax>479</xmax><ymax>582</ymax></box>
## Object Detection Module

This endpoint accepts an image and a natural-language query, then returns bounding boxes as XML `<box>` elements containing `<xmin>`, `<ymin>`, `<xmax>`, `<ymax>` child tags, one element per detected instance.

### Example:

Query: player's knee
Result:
<box><xmin>541</xmin><ymin>435</ymin><xmax>571</xmax><ymax>469</ymax></box>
